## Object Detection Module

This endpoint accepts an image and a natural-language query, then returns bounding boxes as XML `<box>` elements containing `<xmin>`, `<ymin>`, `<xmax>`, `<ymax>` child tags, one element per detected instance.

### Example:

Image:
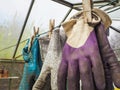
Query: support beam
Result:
<box><xmin>52</xmin><ymin>0</ymin><xmax>73</xmax><ymax>8</ymax></box>
<box><xmin>12</xmin><ymin>0</ymin><xmax>35</xmax><ymax>60</ymax></box>
<box><xmin>0</xmin><ymin>59</ymin><xmax>24</xmax><ymax>63</ymax></box>
<box><xmin>74</xmin><ymin>1</ymin><xmax>109</xmax><ymax>6</ymax></box>
<box><xmin>52</xmin><ymin>0</ymin><xmax>119</xmax><ymax>11</ymax></box>
<box><xmin>58</xmin><ymin>8</ymin><xmax>73</xmax><ymax>27</ymax></box>
<box><xmin>110</xmin><ymin>26</ymin><xmax>120</xmax><ymax>33</ymax></box>
<box><xmin>107</xmin><ymin>6</ymin><xmax>120</xmax><ymax>13</ymax></box>
<box><xmin>111</xmin><ymin>18</ymin><xmax>120</xmax><ymax>21</ymax></box>
<box><xmin>51</xmin><ymin>0</ymin><xmax>80</xmax><ymax>10</ymax></box>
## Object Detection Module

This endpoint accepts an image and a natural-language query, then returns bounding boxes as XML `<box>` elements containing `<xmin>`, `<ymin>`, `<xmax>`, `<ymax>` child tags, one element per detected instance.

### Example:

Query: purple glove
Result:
<box><xmin>58</xmin><ymin>30</ymin><xmax>105</xmax><ymax>90</ymax></box>
<box><xmin>95</xmin><ymin>23</ymin><xmax>120</xmax><ymax>88</ymax></box>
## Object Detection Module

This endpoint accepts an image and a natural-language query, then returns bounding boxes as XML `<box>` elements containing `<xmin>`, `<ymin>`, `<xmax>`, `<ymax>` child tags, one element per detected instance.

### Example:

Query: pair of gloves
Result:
<box><xmin>33</xmin><ymin>8</ymin><xmax>120</xmax><ymax>90</ymax></box>
<box><xmin>58</xmin><ymin>8</ymin><xmax>120</xmax><ymax>90</ymax></box>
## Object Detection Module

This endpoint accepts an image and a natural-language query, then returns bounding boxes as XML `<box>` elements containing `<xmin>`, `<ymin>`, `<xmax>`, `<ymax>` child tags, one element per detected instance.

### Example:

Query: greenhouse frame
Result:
<box><xmin>0</xmin><ymin>0</ymin><xmax>120</xmax><ymax>90</ymax></box>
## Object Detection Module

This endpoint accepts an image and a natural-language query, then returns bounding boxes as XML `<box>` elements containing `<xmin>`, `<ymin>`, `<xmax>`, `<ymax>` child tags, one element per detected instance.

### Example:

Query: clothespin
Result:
<box><xmin>33</xmin><ymin>26</ymin><xmax>39</xmax><ymax>36</ymax></box>
<box><xmin>48</xmin><ymin>19</ymin><xmax>55</xmax><ymax>38</ymax></box>
<box><xmin>28</xmin><ymin>26</ymin><xmax>39</xmax><ymax>52</ymax></box>
<box><xmin>82</xmin><ymin>0</ymin><xmax>93</xmax><ymax>23</ymax></box>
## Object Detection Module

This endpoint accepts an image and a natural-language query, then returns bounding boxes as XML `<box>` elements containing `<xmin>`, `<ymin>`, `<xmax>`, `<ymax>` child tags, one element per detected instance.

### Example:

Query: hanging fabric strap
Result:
<box><xmin>82</xmin><ymin>0</ymin><xmax>93</xmax><ymax>23</ymax></box>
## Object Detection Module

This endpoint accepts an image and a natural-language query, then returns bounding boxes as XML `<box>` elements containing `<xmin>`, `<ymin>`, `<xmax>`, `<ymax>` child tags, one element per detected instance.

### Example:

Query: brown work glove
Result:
<box><xmin>95</xmin><ymin>23</ymin><xmax>120</xmax><ymax>88</ymax></box>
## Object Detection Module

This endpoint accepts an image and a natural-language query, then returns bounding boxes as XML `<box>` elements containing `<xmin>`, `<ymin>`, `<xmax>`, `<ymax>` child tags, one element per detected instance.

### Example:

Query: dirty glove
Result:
<box><xmin>58</xmin><ymin>16</ymin><xmax>105</xmax><ymax>90</ymax></box>
<box><xmin>32</xmin><ymin>28</ymin><xmax>66</xmax><ymax>90</ymax></box>
<box><xmin>19</xmin><ymin>35</ymin><xmax>43</xmax><ymax>90</ymax></box>
<box><xmin>95</xmin><ymin>23</ymin><xmax>120</xmax><ymax>88</ymax></box>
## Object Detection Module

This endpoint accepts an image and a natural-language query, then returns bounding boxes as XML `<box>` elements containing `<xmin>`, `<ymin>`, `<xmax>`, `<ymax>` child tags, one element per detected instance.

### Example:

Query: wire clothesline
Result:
<box><xmin>15</xmin><ymin>47</ymin><xmax>120</xmax><ymax>59</ymax></box>
<box><xmin>1</xmin><ymin>24</ymin><xmax>120</xmax><ymax>53</ymax></box>
<box><xmin>0</xmin><ymin>30</ymin><xmax>49</xmax><ymax>52</ymax></box>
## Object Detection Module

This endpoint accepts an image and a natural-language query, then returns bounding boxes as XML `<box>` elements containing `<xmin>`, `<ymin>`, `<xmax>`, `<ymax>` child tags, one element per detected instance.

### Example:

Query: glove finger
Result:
<box><xmin>104</xmin><ymin>64</ymin><xmax>114</xmax><ymax>90</ymax></box>
<box><xmin>32</xmin><ymin>62</ymin><xmax>50</xmax><ymax>90</ymax></box>
<box><xmin>112</xmin><ymin>70</ymin><xmax>120</xmax><ymax>88</ymax></box>
<box><xmin>95</xmin><ymin>24</ymin><xmax>120</xmax><ymax>88</ymax></box>
<box><xmin>79</xmin><ymin>58</ymin><xmax>95</xmax><ymax>90</ymax></box>
<box><xmin>68</xmin><ymin>60</ymin><xmax>80</xmax><ymax>90</ymax></box>
<box><xmin>90</xmin><ymin>52</ymin><xmax>105</xmax><ymax>90</ymax></box>
<box><xmin>57</xmin><ymin>60</ymin><xmax>68</xmax><ymax>90</ymax></box>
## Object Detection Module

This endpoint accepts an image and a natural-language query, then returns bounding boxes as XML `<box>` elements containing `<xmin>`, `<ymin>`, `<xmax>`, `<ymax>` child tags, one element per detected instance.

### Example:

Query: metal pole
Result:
<box><xmin>110</xmin><ymin>26</ymin><xmax>120</xmax><ymax>33</ymax></box>
<box><xmin>10</xmin><ymin>1</ymin><xmax>35</xmax><ymax>89</ymax></box>
<box><xmin>107</xmin><ymin>7</ymin><xmax>120</xmax><ymax>13</ymax></box>
<box><xmin>52</xmin><ymin>0</ymin><xmax>73</xmax><ymax>8</ymax></box>
<box><xmin>99</xmin><ymin>0</ymin><xmax>117</xmax><ymax>9</ymax></box>
<box><xmin>58</xmin><ymin>8</ymin><xmax>73</xmax><ymax>27</ymax></box>
<box><xmin>12</xmin><ymin>0</ymin><xmax>35</xmax><ymax>59</ymax></box>
<box><xmin>111</xmin><ymin>18</ymin><xmax>120</xmax><ymax>21</ymax></box>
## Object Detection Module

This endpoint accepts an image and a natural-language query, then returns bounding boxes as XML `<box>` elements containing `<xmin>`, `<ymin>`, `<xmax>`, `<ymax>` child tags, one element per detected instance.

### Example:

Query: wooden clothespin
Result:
<box><xmin>82</xmin><ymin>0</ymin><xmax>93</xmax><ymax>23</ymax></box>
<box><xmin>33</xmin><ymin>26</ymin><xmax>39</xmax><ymax>36</ymax></box>
<box><xmin>48</xmin><ymin>19</ymin><xmax>55</xmax><ymax>38</ymax></box>
<box><xmin>28</xmin><ymin>26</ymin><xmax>39</xmax><ymax>52</ymax></box>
